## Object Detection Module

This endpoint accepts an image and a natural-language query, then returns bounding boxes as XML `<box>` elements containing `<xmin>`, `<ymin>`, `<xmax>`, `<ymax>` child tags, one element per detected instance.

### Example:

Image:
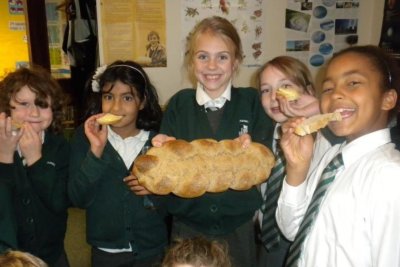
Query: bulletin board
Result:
<box><xmin>97</xmin><ymin>0</ymin><xmax>166</xmax><ymax>67</ymax></box>
<box><xmin>95</xmin><ymin>0</ymin><xmax>384</xmax><ymax>105</ymax></box>
<box><xmin>0</xmin><ymin>0</ymin><xmax>29</xmax><ymax>78</ymax></box>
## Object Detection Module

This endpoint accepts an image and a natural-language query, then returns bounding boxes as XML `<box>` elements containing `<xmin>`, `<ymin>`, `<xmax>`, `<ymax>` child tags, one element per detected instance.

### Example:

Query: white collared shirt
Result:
<box><xmin>107</xmin><ymin>127</ymin><xmax>149</xmax><ymax>170</ymax></box>
<box><xmin>277</xmin><ymin>128</ymin><xmax>400</xmax><ymax>267</ymax></box>
<box><xmin>196</xmin><ymin>81</ymin><xmax>232</xmax><ymax>109</ymax></box>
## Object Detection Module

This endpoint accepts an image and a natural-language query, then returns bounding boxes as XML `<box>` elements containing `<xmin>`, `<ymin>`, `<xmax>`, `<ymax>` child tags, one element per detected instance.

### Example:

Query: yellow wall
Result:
<box><xmin>0</xmin><ymin>0</ymin><xmax>29</xmax><ymax>78</ymax></box>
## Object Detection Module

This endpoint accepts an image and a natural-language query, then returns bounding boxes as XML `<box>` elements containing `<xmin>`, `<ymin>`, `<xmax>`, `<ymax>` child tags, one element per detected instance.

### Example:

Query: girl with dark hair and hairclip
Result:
<box><xmin>68</xmin><ymin>60</ymin><xmax>167</xmax><ymax>267</ymax></box>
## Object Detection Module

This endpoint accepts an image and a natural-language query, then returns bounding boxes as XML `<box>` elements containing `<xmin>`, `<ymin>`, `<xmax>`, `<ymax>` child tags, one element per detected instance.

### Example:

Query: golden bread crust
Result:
<box><xmin>132</xmin><ymin>139</ymin><xmax>275</xmax><ymax>198</ymax></box>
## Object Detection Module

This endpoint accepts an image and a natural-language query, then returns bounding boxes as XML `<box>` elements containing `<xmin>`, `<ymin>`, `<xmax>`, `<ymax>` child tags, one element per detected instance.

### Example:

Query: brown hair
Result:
<box><xmin>0</xmin><ymin>251</ymin><xmax>48</xmax><ymax>267</ymax></box>
<box><xmin>184</xmin><ymin>16</ymin><xmax>243</xmax><ymax>84</ymax></box>
<box><xmin>0</xmin><ymin>66</ymin><xmax>66</xmax><ymax>134</ymax></box>
<box><xmin>162</xmin><ymin>237</ymin><xmax>232</xmax><ymax>267</ymax></box>
<box><xmin>258</xmin><ymin>56</ymin><xmax>315</xmax><ymax>96</ymax></box>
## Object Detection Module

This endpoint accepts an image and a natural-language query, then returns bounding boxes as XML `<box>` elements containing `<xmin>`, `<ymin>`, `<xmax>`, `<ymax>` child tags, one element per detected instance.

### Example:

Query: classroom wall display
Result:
<box><xmin>181</xmin><ymin>0</ymin><xmax>266</xmax><ymax>67</ymax></box>
<box><xmin>0</xmin><ymin>0</ymin><xmax>29</xmax><ymax>77</ymax></box>
<box><xmin>97</xmin><ymin>0</ymin><xmax>167</xmax><ymax>68</ymax></box>
<box><xmin>285</xmin><ymin>0</ymin><xmax>360</xmax><ymax>69</ymax></box>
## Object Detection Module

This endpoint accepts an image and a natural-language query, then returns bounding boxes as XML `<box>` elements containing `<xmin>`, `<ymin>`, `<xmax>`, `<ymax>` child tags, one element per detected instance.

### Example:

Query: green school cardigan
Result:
<box><xmin>159</xmin><ymin>87</ymin><xmax>274</xmax><ymax>235</ymax></box>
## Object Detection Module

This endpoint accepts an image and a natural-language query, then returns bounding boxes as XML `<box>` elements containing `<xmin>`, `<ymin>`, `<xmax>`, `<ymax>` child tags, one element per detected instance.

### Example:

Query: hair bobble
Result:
<box><xmin>91</xmin><ymin>65</ymin><xmax>108</xmax><ymax>92</ymax></box>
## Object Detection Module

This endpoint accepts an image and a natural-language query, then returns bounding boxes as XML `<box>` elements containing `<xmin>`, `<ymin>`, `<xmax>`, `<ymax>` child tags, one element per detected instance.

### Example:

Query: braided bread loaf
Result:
<box><xmin>132</xmin><ymin>139</ymin><xmax>275</xmax><ymax>198</ymax></box>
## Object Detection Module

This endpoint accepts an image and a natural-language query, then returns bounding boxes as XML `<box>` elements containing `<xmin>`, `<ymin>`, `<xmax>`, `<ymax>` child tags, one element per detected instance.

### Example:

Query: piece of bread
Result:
<box><xmin>276</xmin><ymin>87</ymin><xmax>300</xmax><ymax>101</ymax></box>
<box><xmin>132</xmin><ymin>139</ymin><xmax>275</xmax><ymax>198</ymax></box>
<box><xmin>294</xmin><ymin>112</ymin><xmax>342</xmax><ymax>136</ymax></box>
<box><xmin>96</xmin><ymin>113</ymin><xmax>123</xmax><ymax>125</ymax></box>
<box><xmin>11</xmin><ymin>120</ymin><xmax>23</xmax><ymax>130</ymax></box>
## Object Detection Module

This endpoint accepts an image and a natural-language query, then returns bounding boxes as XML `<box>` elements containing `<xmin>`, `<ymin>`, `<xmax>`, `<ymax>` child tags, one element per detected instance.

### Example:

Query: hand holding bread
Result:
<box><xmin>132</xmin><ymin>139</ymin><xmax>275</xmax><ymax>198</ymax></box>
<box><xmin>294</xmin><ymin>112</ymin><xmax>342</xmax><ymax>136</ymax></box>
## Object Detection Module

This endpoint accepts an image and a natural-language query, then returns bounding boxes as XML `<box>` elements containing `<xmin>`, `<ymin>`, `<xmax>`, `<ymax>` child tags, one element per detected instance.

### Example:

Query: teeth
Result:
<box><xmin>334</xmin><ymin>108</ymin><xmax>355</xmax><ymax>113</ymax></box>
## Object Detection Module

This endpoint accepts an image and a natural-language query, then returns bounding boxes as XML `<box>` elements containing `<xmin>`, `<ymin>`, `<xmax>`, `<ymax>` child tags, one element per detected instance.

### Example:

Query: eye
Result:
<box><xmin>218</xmin><ymin>53</ymin><xmax>230</xmax><ymax>61</ymax></box>
<box><xmin>122</xmin><ymin>95</ymin><xmax>134</xmax><ymax>102</ymax></box>
<box><xmin>281</xmin><ymin>84</ymin><xmax>293</xmax><ymax>89</ymax></box>
<box><xmin>102</xmin><ymin>94</ymin><xmax>113</xmax><ymax>101</ymax></box>
<box><xmin>348</xmin><ymin>80</ymin><xmax>361</xmax><ymax>88</ymax></box>
<box><xmin>259</xmin><ymin>88</ymin><xmax>270</xmax><ymax>95</ymax></box>
<box><xmin>196</xmin><ymin>53</ymin><xmax>208</xmax><ymax>61</ymax></box>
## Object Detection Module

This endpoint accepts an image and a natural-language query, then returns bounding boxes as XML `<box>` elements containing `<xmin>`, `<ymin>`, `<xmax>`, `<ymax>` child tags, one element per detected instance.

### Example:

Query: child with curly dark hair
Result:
<box><xmin>0</xmin><ymin>66</ymin><xmax>70</xmax><ymax>266</ymax></box>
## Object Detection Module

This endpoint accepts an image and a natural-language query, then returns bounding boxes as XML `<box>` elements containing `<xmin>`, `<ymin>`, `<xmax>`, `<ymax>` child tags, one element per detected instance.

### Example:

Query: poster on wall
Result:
<box><xmin>98</xmin><ymin>0</ymin><xmax>167</xmax><ymax>67</ymax></box>
<box><xmin>286</xmin><ymin>0</ymin><xmax>359</xmax><ymax>69</ymax></box>
<box><xmin>181</xmin><ymin>0</ymin><xmax>265</xmax><ymax>67</ymax></box>
<box><xmin>379</xmin><ymin>0</ymin><xmax>400</xmax><ymax>57</ymax></box>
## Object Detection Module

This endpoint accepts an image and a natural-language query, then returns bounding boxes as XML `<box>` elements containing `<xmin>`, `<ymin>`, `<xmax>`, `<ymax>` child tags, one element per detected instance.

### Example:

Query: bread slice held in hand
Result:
<box><xmin>11</xmin><ymin>120</ymin><xmax>23</xmax><ymax>130</ymax></box>
<box><xmin>276</xmin><ymin>87</ymin><xmax>300</xmax><ymax>101</ymax></box>
<box><xmin>96</xmin><ymin>113</ymin><xmax>123</xmax><ymax>125</ymax></box>
<box><xmin>294</xmin><ymin>112</ymin><xmax>342</xmax><ymax>136</ymax></box>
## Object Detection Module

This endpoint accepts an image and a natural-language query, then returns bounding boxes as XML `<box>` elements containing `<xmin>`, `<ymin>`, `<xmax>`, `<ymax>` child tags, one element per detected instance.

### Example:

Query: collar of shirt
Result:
<box><xmin>340</xmin><ymin>128</ymin><xmax>391</xmax><ymax>168</ymax></box>
<box><xmin>196</xmin><ymin>81</ymin><xmax>232</xmax><ymax>109</ymax></box>
<box><xmin>107</xmin><ymin>127</ymin><xmax>150</xmax><ymax>169</ymax></box>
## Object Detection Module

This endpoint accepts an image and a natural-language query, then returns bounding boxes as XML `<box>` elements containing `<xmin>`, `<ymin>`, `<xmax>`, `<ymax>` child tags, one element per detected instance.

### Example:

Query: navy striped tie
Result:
<box><xmin>260</xmin><ymin>143</ymin><xmax>286</xmax><ymax>250</ymax></box>
<box><xmin>285</xmin><ymin>153</ymin><xmax>344</xmax><ymax>267</ymax></box>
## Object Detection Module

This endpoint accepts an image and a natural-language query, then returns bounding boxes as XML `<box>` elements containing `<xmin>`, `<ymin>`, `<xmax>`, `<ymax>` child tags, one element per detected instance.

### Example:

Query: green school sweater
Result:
<box><xmin>160</xmin><ymin>87</ymin><xmax>274</xmax><ymax>235</ymax></box>
<box><xmin>68</xmin><ymin>127</ymin><xmax>168</xmax><ymax>259</ymax></box>
<box><xmin>0</xmin><ymin>181</ymin><xmax>17</xmax><ymax>253</ymax></box>
<box><xmin>0</xmin><ymin>132</ymin><xmax>69</xmax><ymax>265</ymax></box>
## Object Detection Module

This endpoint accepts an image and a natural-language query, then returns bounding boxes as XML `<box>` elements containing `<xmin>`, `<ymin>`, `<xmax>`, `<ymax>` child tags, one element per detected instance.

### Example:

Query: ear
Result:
<box><xmin>382</xmin><ymin>89</ymin><xmax>397</xmax><ymax>111</ymax></box>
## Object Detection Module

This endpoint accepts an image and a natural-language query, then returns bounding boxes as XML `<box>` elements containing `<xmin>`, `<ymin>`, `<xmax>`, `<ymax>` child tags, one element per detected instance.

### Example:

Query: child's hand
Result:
<box><xmin>19</xmin><ymin>122</ymin><xmax>42</xmax><ymax>166</ymax></box>
<box><xmin>152</xmin><ymin>134</ymin><xmax>176</xmax><ymax>147</ymax></box>
<box><xmin>234</xmin><ymin>133</ymin><xmax>252</xmax><ymax>148</ymax></box>
<box><xmin>278</xmin><ymin>94</ymin><xmax>320</xmax><ymax>118</ymax></box>
<box><xmin>0</xmin><ymin>113</ymin><xmax>22</xmax><ymax>163</ymax></box>
<box><xmin>280</xmin><ymin>117</ymin><xmax>314</xmax><ymax>186</ymax></box>
<box><xmin>84</xmin><ymin>114</ymin><xmax>108</xmax><ymax>158</ymax></box>
<box><xmin>123</xmin><ymin>174</ymin><xmax>152</xmax><ymax>195</ymax></box>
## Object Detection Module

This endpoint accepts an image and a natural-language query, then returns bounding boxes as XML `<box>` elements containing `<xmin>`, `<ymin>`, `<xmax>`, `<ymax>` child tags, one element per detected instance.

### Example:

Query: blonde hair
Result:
<box><xmin>258</xmin><ymin>56</ymin><xmax>315</xmax><ymax>96</ymax></box>
<box><xmin>184</xmin><ymin>16</ymin><xmax>243</xmax><ymax>84</ymax></box>
<box><xmin>0</xmin><ymin>251</ymin><xmax>48</xmax><ymax>267</ymax></box>
<box><xmin>162</xmin><ymin>237</ymin><xmax>232</xmax><ymax>267</ymax></box>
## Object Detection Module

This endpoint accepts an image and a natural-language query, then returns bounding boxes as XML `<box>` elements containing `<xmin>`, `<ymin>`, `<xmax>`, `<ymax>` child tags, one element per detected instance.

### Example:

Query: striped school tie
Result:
<box><xmin>260</xmin><ymin>142</ymin><xmax>286</xmax><ymax>250</ymax></box>
<box><xmin>285</xmin><ymin>152</ymin><xmax>344</xmax><ymax>267</ymax></box>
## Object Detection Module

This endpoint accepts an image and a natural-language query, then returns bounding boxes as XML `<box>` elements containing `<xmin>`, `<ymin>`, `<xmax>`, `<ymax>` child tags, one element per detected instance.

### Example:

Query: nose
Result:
<box><xmin>29</xmin><ymin>105</ymin><xmax>40</xmax><ymax>117</ymax></box>
<box><xmin>110</xmin><ymin>98</ymin><xmax>121</xmax><ymax>112</ymax></box>
<box><xmin>207</xmin><ymin>58</ymin><xmax>217</xmax><ymax>69</ymax></box>
<box><xmin>271</xmin><ymin>89</ymin><xmax>277</xmax><ymax>101</ymax></box>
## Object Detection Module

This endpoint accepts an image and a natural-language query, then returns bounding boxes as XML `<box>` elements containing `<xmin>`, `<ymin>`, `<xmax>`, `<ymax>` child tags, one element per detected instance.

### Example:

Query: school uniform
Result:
<box><xmin>68</xmin><ymin>126</ymin><xmax>168</xmax><ymax>266</ymax></box>
<box><xmin>0</xmin><ymin>181</ymin><xmax>17</xmax><ymax>253</ymax></box>
<box><xmin>159</xmin><ymin>86</ymin><xmax>274</xmax><ymax>267</ymax></box>
<box><xmin>277</xmin><ymin>128</ymin><xmax>400</xmax><ymax>266</ymax></box>
<box><xmin>0</xmin><ymin>132</ymin><xmax>70</xmax><ymax>265</ymax></box>
<box><xmin>256</xmin><ymin>125</ymin><xmax>344</xmax><ymax>267</ymax></box>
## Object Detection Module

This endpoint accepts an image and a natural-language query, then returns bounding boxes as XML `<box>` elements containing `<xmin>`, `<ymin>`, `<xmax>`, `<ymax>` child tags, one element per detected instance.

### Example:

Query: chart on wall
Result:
<box><xmin>285</xmin><ymin>0</ymin><xmax>359</xmax><ymax>69</ymax></box>
<box><xmin>181</xmin><ymin>0</ymin><xmax>265</xmax><ymax>67</ymax></box>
